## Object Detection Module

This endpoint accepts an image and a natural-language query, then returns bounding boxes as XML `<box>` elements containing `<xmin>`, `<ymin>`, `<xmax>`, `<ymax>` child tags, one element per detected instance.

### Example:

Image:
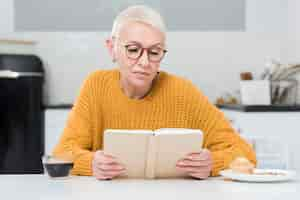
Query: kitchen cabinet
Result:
<box><xmin>221</xmin><ymin>109</ymin><xmax>300</xmax><ymax>171</ymax></box>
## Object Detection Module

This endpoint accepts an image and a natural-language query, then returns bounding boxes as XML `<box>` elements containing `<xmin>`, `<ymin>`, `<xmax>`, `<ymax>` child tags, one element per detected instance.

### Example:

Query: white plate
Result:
<box><xmin>220</xmin><ymin>169</ymin><xmax>296</xmax><ymax>182</ymax></box>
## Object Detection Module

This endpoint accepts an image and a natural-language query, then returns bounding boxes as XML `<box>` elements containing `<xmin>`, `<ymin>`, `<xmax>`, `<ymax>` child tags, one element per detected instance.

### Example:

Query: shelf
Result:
<box><xmin>0</xmin><ymin>39</ymin><xmax>37</xmax><ymax>45</ymax></box>
<box><xmin>217</xmin><ymin>104</ymin><xmax>300</xmax><ymax>112</ymax></box>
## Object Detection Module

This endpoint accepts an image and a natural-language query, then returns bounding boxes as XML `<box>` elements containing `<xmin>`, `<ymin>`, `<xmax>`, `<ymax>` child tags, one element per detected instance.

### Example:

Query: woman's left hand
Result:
<box><xmin>176</xmin><ymin>149</ymin><xmax>212</xmax><ymax>179</ymax></box>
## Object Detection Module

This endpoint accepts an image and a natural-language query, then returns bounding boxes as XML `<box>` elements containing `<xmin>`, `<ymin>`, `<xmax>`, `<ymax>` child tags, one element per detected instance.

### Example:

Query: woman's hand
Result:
<box><xmin>176</xmin><ymin>149</ymin><xmax>212</xmax><ymax>179</ymax></box>
<box><xmin>92</xmin><ymin>150</ymin><xmax>126</xmax><ymax>180</ymax></box>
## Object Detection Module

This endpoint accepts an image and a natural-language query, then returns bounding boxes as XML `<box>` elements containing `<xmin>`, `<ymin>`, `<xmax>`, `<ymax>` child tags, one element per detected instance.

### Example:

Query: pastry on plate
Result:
<box><xmin>229</xmin><ymin>157</ymin><xmax>255</xmax><ymax>174</ymax></box>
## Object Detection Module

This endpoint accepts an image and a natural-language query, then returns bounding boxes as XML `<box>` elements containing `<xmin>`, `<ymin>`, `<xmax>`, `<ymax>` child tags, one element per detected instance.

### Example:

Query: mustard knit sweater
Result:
<box><xmin>53</xmin><ymin>69</ymin><xmax>256</xmax><ymax>176</ymax></box>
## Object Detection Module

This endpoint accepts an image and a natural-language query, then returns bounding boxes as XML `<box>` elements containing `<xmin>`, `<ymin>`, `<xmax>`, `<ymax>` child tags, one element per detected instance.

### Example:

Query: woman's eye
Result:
<box><xmin>128</xmin><ymin>48</ymin><xmax>139</xmax><ymax>53</ymax></box>
<box><xmin>150</xmin><ymin>51</ymin><xmax>159</xmax><ymax>55</ymax></box>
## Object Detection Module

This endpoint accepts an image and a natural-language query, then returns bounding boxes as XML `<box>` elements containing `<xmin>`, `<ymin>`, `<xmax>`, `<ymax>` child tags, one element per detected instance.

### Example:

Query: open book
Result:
<box><xmin>103</xmin><ymin>128</ymin><xmax>203</xmax><ymax>179</ymax></box>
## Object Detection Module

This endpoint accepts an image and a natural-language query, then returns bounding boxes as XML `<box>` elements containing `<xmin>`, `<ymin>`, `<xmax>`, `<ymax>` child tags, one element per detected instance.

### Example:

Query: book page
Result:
<box><xmin>154</xmin><ymin>129</ymin><xmax>203</xmax><ymax>178</ymax></box>
<box><xmin>103</xmin><ymin>129</ymin><xmax>153</xmax><ymax>178</ymax></box>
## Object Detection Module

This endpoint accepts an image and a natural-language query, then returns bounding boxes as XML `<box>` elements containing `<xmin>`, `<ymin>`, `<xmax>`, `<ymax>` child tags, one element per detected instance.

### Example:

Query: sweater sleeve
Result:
<box><xmin>188</xmin><ymin>86</ymin><xmax>257</xmax><ymax>176</ymax></box>
<box><xmin>52</xmin><ymin>74</ymin><xmax>96</xmax><ymax>176</ymax></box>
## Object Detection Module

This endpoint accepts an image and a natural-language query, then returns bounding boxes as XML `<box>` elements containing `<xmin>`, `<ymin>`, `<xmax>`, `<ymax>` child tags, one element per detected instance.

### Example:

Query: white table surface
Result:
<box><xmin>1</xmin><ymin>174</ymin><xmax>299</xmax><ymax>200</ymax></box>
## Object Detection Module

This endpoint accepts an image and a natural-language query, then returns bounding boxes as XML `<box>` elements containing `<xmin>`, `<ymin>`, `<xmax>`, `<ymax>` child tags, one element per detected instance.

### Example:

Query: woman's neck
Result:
<box><xmin>120</xmin><ymin>76</ymin><xmax>158</xmax><ymax>99</ymax></box>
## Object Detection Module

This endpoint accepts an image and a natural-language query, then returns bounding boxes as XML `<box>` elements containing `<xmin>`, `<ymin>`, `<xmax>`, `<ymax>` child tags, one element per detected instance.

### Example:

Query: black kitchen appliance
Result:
<box><xmin>0</xmin><ymin>54</ymin><xmax>44</xmax><ymax>174</ymax></box>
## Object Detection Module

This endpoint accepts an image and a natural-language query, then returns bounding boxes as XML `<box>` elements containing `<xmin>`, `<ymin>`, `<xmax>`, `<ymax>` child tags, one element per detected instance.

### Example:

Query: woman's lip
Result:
<box><xmin>133</xmin><ymin>72</ymin><xmax>149</xmax><ymax>76</ymax></box>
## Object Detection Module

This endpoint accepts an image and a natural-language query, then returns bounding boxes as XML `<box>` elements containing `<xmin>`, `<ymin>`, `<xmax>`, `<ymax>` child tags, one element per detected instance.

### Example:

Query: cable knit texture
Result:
<box><xmin>53</xmin><ymin>69</ymin><xmax>256</xmax><ymax>176</ymax></box>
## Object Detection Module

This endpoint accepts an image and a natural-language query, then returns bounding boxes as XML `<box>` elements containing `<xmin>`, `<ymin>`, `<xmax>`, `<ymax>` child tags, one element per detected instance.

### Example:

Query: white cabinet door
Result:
<box><xmin>45</xmin><ymin>109</ymin><xmax>71</xmax><ymax>155</ymax></box>
<box><xmin>221</xmin><ymin>109</ymin><xmax>300</xmax><ymax>171</ymax></box>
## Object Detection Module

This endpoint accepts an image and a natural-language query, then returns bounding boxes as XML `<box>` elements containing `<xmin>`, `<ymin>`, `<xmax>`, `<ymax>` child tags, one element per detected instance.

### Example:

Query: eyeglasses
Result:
<box><xmin>123</xmin><ymin>42</ymin><xmax>167</xmax><ymax>63</ymax></box>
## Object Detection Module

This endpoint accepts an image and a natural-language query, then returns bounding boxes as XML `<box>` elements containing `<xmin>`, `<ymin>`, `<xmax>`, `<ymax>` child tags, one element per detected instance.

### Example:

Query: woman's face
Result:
<box><xmin>111</xmin><ymin>21</ymin><xmax>166</xmax><ymax>88</ymax></box>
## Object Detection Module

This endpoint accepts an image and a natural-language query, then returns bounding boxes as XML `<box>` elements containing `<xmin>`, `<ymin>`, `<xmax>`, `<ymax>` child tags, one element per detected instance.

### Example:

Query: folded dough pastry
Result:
<box><xmin>229</xmin><ymin>157</ymin><xmax>255</xmax><ymax>174</ymax></box>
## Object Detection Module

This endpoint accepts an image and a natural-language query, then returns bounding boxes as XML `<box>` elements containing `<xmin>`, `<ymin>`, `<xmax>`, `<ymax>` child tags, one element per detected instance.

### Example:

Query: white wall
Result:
<box><xmin>0</xmin><ymin>0</ymin><xmax>297</xmax><ymax>105</ymax></box>
<box><xmin>286</xmin><ymin>0</ymin><xmax>300</xmax><ymax>103</ymax></box>
<box><xmin>295</xmin><ymin>1</ymin><xmax>300</xmax><ymax>63</ymax></box>
<box><xmin>287</xmin><ymin>0</ymin><xmax>300</xmax><ymax>63</ymax></box>
<box><xmin>0</xmin><ymin>0</ymin><xmax>14</xmax><ymax>32</ymax></box>
<box><xmin>246</xmin><ymin>0</ymin><xmax>288</xmax><ymax>33</ymax></box>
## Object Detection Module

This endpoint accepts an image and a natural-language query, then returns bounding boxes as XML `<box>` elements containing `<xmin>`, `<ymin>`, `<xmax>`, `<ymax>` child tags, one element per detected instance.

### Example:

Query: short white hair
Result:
<box><xmin>111</xmin><ymin>5</ymin><xmax>166</xmax><ymax>38</ymax></box>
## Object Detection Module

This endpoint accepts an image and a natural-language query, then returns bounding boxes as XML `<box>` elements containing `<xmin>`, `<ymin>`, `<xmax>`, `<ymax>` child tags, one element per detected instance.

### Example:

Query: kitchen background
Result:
<box><xmin>1</xmin><ymin>0</ymin><xmax>300</xmax><ymax>105</ymax></box>
<box><xmin>1</xmin><ymin>0</ymin><xmax>300</xmax><ymax>173</ymax></box>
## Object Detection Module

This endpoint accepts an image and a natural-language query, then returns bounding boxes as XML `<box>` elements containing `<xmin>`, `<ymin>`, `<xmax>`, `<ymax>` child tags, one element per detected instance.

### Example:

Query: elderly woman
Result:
<box><xmin>53</xmin><ymin>5</ymin><xmax>256</xmax><ymax>180</ymax></box>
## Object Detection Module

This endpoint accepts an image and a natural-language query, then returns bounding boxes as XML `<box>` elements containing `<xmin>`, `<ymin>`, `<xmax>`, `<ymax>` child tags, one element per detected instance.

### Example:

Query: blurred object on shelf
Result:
<box><xmin>271</xmin><ymin>79</ymin><xmax>298</xmax><ymax>105</ymax></box>
<box><xmin>260</xmin><ymin>58</ymin><xmax>281</xmax><ymax>80</ymax></box>
<box><xmin>269</xmin><ymin>63</ymin><xmax>300</xmax><ymax>81</ymax></box>
<box><xmin>240</xmin><ymin>72</ymin><xmax>253</xmax><ymax>80</ymax></box>
<box><xmin>216</xmin><ymin>97</ymin><xmax>225</xmax><ymax>105</ymax></box>
<box><xmin>240</xmin><ymin>80</ymin><xmax>271</xmax><ymax>105</ymax></box>
<box><xmin>0</xmin><ymin>39</ymin><xmax>37</xmax><ymax>55</ymax></box>
<box><xmin>215</xmin><ymin>91</ymin><xmax>239</xmax><ymax>105</ymax></box>
<box><xmin>259</xmin><ymin>59</ymin><xmax>300</xmax><ymax>105</ymax></box>
<box><xmin>239</xmin><ymin>70</ymin><xmax>271</xmax><ymax>105</ymax></box>
<box><xmin>241</xmin><ymin>59</ymin><xmax>300</xmax><ymax>105</ymax></box>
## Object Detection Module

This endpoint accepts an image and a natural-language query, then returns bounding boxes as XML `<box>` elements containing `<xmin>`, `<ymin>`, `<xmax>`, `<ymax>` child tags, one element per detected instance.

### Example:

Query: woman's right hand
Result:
<box><xmin>92</xmin><ymin>150</ymin><xmax>126</xmax><ymax>180</ymax></box>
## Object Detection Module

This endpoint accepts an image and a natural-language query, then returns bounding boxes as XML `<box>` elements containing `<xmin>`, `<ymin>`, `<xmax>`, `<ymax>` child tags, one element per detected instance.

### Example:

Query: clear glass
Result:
<box><xmin>253</xmin><ymin>137</ymin><xmax>290</xmax><ymax>170</ymax></box>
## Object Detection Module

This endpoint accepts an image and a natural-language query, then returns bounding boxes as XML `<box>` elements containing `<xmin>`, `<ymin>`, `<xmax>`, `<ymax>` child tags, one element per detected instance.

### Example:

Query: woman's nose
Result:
<box><xmin>137</xmin><ymin>49</ymin><xmax>150</xmax><ymax>67</ymax></box>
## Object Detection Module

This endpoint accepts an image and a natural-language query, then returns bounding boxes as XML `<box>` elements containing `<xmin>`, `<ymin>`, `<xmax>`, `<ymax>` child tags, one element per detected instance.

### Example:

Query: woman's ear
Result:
<box><xmin>106</xmin><ymin>38</ymin><xmax>116</xmax><ymax>62</ymax></box>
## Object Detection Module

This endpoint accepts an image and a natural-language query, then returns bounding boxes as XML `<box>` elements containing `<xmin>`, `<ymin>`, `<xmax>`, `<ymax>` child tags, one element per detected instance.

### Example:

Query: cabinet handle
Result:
<box><xmin>0</xmin><ymin>70</ymin><xmax>18</xmax><ymax>79</ymax></box>
<box><xmin>0</xmin><ymin>70</ymin><xmax>43</xmax><ymax>79</ymax></box>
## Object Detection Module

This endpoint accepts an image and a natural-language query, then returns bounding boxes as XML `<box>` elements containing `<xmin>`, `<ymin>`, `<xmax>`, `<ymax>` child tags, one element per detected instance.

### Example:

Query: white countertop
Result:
<box><xmin>1</xmin><ymin>174</ymin><xmax>299</xmax><ymax>200</ymax></box>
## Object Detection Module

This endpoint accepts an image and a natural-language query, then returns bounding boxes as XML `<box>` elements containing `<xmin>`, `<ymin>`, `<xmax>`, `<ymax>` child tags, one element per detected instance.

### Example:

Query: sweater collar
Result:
<box><xmin>114</xmin><ymin>68</ymin><xmax>164</xmax><ymax>102</ymax></box>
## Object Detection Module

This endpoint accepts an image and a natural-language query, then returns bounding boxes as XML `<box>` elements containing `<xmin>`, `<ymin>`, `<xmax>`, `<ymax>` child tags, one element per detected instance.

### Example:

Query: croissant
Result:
<box><xmin>229</xmin><ymin>157</ymin><xmax>255</xmax><ymax>174</ymax></box>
